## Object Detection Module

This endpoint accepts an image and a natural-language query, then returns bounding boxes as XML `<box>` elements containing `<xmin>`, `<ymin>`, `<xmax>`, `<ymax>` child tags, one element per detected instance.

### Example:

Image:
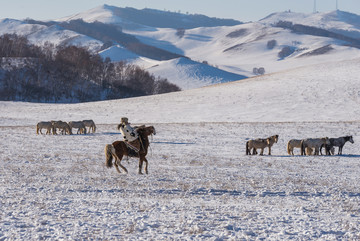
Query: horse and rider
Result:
<box><xmin>105</xmin><ymin>117</ymin><xmax>156</xmax><ymax>174</ymax></box>
<box><xmin>117</xmin><ymin>117</ymin><xmax>144</xmax><ymax>153</ymax></box>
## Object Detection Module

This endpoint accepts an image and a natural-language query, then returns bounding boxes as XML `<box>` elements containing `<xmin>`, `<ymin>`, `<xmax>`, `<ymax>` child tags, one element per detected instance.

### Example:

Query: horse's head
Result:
<box><xmin>324</xmin><ymin>137</ymin><xmax>330</xmax><ymax>145</ymax></box>
<box><xmin>274</xmin><ymin>135</ymin><xmax>279</xmax><ymax>143</ymax></box>
<box><xmin>349</xmin><ymin>136</ymin><xmax>354</xmax><ymax>144</ymax></box>
<box><xmin>146</xmin><ymin>126</ymin><xmax>156</xmax><ymax>135</ymax></box>
<box><xmin>138</xmin><ymin>126</ymin><xmax>156</xmax><ymax>137</ymax></box>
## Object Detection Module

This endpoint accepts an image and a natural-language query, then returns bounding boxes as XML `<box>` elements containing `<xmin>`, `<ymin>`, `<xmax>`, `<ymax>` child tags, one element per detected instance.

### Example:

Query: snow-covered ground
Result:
<box><xmin>0</xmin><ymin>121</ymin><xmax>359</xmax><ymax>240</ymax></box>
<box><xmin>1</xmin><ymin>58</ymin><xmax>360</xmax><ymax>239</ymax></box>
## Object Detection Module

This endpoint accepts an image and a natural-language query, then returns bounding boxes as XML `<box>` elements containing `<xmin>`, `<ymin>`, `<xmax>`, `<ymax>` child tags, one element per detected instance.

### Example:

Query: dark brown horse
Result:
<box><xmin>105</xmin><ymin>126</ymin><xmax>156</xmax><ymax>174</ymax></box>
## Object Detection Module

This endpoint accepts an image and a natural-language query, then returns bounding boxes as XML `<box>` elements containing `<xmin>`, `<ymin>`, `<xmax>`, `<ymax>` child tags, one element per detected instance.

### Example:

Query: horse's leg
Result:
<box><xmin>268</xmin><ymin>146</ymin><xmax>271</xmax><ymax>155</ymax></box>
<box><xmin>260</xmin><ymin>148</ymin><xmax>264</xmax><ymax>156</ymax></box>
<box><xmin>138</xmin><ymin>157</ymin><xmax>144</xmax><ymax>175</ymax></box>
<box><xmin>314</xmin><ymin>147</ymin><xmax>319</xmax><ymax>155</ymax></box>
<box><xmin>339</xmin><ymin>145</ymin><xmax>343</xmax><ymax>155</ymax></box>
<box><xmin>116</xmin><ymin>155</ymin><xmax>128</xmax><ymax>174</ymax></box>
<box><xmin>113</xmin><ymin>156</ymin><xmax>122</xmax><ymax>173</ymax></box>
<box><xmin>144</xmin><ymin>157</ymin><xmax>149</xmax><ymax>174</ymax></box>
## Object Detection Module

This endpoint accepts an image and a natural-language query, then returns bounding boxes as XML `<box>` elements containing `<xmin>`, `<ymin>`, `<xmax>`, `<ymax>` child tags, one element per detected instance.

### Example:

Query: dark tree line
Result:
<box><xmin>0</xmin><ymin>34</ymin><xmax>180</xmax><ymax>103</ymax></box>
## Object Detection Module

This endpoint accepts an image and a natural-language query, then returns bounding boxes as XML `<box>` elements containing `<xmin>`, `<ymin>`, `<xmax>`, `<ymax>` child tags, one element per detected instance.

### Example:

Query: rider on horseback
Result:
<box><xmin>118</xmin><ymin>117</ymin><xmax>141</xmax><ymax>152</ymax></box>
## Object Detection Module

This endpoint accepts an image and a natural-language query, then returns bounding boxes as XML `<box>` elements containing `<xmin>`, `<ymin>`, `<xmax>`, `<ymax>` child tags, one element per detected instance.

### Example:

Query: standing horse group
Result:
<box><xmin>246</xmin><ymin>134</ymin><xmax>354</xmax><ymax>156</ymax></box>
<box><xmin>36</xmin><ymin>120</ymin><xmax>96</xmax><ymax>135</ymax></box>
<box><xmin>288</xmin><ymin>136</ymin><xmax>354</xmax><ymax>156</ymax></box>
<box><xmin>246</xmin><ymin>135</ymin><xmax>279</xmax><ymax>155</ymax></box>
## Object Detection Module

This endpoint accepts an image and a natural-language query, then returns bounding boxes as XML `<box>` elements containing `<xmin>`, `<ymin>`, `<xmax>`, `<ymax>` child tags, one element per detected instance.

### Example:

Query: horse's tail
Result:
<box><xmin>300</xmin><ymin>140</ymin><xmax>305</xmax><ymax>156</ymax></box>
<box><xmin>287</xmin><ymin>141</ymin><xmax>291</xmax><ymax>155</ymax></box>
<box><xmin>93</xmin><ymin>124</ymin><xmax>96</xmax><ymax>133</ymax></box>
<box><xmin>104</xmin><ymin>144</ymin><xmax>114</xmax><ymax>168</ymax></box>
<box><xmin>36</xmin><ymin>124</ymin><xmax>39</xmax><ymax>134</ymax></box>
<box><xmin>246</xmin><ymin>141</ymin><xmax>249</xmax><ymax>155</ymax></box>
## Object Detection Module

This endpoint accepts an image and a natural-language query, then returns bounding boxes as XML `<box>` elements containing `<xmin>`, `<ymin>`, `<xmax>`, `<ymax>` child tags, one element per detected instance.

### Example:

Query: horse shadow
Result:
<box><xmin>269</xmin><ymin>154</ymin><xmax>360</xmax><ymax>158</ymax></box>
<box><xmin>152</xmin><ymin>141</ymin><xmax>196</xmax><ymax>145</ymax></box>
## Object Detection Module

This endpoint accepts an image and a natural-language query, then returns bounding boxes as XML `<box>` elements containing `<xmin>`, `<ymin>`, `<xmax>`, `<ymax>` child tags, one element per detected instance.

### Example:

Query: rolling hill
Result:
<box><xmin>1</xmin><ymin>5</ymin><xmax>360</xmax><ymax>90</ymax></box>
<box><xmin>1</xmin><ymin>57</ymin><xmax>359</xmax><ymax>125</ymax></box>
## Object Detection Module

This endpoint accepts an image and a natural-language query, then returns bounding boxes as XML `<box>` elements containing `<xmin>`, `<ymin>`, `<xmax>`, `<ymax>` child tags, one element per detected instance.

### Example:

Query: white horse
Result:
<box><xmin>83</xmin><ymin>120</ymin><xmax>96</xmax><ymax>133</ymax></box>
<box><xmin>68</xmin><ymin>121</ymin><xmax>87</xmax><ymax>134</ymax></box>
<box><xmin>36</xmin><ymin>121</ymin><xmax>53</xmax><ymax>135</ymax></box>
<box><xmin>301</xmin><ymin>137</ymin><xmax>330</xmax><ymax>155</ymax></box>
<box><xmin>287</xmin><ymin>139</ymin><xmax>302</xmax><ymax>155</ymax></box>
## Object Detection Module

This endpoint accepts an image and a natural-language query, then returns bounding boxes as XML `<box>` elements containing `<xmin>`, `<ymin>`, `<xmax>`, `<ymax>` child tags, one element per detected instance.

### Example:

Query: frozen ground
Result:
<box><xmin>0</xmin><ymin>121</ymin><xmax>359</xmax><ymax>240</ymax></box>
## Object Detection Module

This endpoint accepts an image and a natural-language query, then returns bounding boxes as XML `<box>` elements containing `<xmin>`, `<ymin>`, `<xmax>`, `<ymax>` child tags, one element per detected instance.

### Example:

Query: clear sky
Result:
<box><xmin>0</xmin><ymin>0</ymin><xmax>359</xmax><ymax>22</ymax></box>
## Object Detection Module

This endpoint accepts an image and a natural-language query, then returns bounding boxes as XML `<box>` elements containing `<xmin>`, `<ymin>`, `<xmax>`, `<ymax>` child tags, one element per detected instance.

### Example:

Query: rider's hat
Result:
<box><xmin>120</xmin><ymin>117</ymin><xmax>129</xmax><ymax>124</ymax></box>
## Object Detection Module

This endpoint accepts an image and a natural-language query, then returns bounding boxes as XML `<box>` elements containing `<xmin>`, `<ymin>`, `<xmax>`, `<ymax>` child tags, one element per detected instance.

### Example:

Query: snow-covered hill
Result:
<box><xmin>127</xmin><ymin>18</ymin><xmax>360</xmax><ymax>79</ymax></box>
<box><xmin>0</xmin><ymin>18</ymin><xmax>103</xmax><ymax>52</ymax></box>
<box><xmin>1</xmin><ymin>58</ymin><xmax>359</xmax><ymax>126</ymax></box>
<box><xmin>260</xmin><ymin>10</ymin><xmax>360</xmax><ymax>39</ymax></box>
<box><xmin>1</xmin><ymin>6</ymin><xmax>360</xmax><ymax>90</ymax></box>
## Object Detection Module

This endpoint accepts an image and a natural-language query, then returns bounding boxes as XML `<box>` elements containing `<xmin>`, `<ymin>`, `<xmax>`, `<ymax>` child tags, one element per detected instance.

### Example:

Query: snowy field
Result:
<box><xmin>1</xmin><ymin>59</ymin><xmax>360</xmax><ymax>239</ymax></box>
<box><xmin>0</xmin><ymin>122</ymin><xmax>359</xmax><ymax>240</ymax></box>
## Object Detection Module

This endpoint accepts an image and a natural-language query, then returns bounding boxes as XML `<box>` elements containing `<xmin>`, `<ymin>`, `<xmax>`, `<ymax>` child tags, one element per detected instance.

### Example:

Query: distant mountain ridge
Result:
<box><xmin>59</xmin><ymin>5</ymin><xmax>243</xmax><ymax>30</ymax></box>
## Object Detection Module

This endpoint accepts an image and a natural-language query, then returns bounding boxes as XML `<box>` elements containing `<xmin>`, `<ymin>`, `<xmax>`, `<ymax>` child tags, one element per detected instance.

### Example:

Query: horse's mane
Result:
<box><xmin>137</xmin><ymin>126</ymin><xmax>154</xmax><ymax>147</ymax></box>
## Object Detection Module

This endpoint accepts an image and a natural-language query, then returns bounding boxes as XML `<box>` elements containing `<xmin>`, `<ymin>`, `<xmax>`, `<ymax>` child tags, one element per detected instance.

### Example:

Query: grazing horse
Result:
<box><xmin>83</xmin><ymin>120</ymin><xmax>96</xmax><ymax>133</ymax></box>
<box><xmin>105</xmin><ymin>126</ymin><xmax>156</xmax><ymax>174</ymax></box>
<box><xmin>68</xmin><ymin>121</ymin><xmax>87</xmax><ymax>134</ymax></box>
<box><xmin>36</xmin><ymin>121</ymin><xmax>53</xmax><ymax>135</ymax></box>
<box><xmin>321</xmin><ymin>136</ymin><xmax>354</xmax><ymax>155</ymax></box>
<box><xmin>246</xmin><ymin>135</ymin><xmax>279</xmax><ymax>155</ymax></box>
<box><xmin>287</xmin><ymin>139</ymin><xmax>302</xmax><ymax>155</ymax></box>
<box><xmin>52</xmin><ymin>121</ymin><xmax>72</xmax><ymax>135</ymax></box>
<box><xmin>300</xmin><ymin>137</ymin><xmax>330</xmax><ymax>155</ymax></box>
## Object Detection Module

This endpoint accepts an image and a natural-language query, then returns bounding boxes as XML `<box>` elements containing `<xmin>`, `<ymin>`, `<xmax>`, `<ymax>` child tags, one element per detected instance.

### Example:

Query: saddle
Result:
<box><xmin>124</xmin><ymin>138</ymin><xmax>141</xmax><ymax>155</ymax></box>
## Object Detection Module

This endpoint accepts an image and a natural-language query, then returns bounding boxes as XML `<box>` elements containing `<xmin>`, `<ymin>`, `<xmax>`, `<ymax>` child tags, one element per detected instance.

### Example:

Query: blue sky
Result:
<box><xmin>0</xmin><ymin>0</ymin><xmax>359</xmax><ymax>22</ymax></box>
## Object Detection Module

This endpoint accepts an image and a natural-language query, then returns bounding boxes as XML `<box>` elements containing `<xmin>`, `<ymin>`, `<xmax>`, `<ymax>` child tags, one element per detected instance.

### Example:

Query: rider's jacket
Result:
<box><xmin>119</xmin><ymin>123</ymin><xmax>138</xmax><ymax>142</ymax></box>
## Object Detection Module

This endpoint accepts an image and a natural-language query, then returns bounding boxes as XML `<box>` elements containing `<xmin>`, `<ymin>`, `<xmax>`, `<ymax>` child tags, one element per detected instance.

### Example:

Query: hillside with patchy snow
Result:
<box><xmin>2</xmin><ymin>5</ymin><xmax>360</xmax><ymax>90</ymax></box>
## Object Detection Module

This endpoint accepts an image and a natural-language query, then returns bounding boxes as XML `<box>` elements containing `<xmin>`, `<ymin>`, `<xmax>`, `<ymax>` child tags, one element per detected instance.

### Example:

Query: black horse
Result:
<box><xmin>321</xmin><ymin>136</ymin><xmax>354</xmax><ymax>155</ymax></box>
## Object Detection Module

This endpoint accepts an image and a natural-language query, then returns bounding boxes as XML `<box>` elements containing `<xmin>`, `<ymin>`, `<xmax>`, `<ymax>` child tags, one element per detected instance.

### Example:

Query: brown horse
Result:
<box><xmin>104</xmin><ymin>126</ymin><xmax>156</xmax><ymax>174</ymax></box>
<box><xmin>246</xmin><ymin>135</ymin><xmax>279</xmax><ymax>155</ymax></box>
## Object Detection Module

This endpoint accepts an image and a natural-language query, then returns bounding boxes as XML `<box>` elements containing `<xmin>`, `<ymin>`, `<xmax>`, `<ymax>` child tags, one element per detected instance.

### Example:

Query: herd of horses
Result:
<box><xmin>36</xmin><ymin>120</ymin><xmax>96</xmax><ymax>135</ymax></box>
<box><xmin>246</xmin><ymin>135</ymin><xmax>354</xmax><ymax>156</ymax></box>
<box><xmin>35</xmin><ymin>120</ymin><xmax>355</xmax><ymax>174</ymax></box>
